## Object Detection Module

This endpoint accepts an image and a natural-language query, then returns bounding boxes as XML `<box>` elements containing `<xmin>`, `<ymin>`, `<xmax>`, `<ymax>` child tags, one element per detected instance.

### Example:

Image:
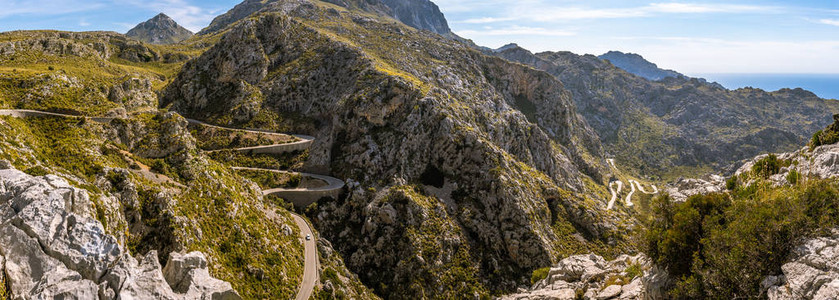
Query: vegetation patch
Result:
<box><xmin>642</xmin><ymin>180</ymin><xmax>839</xmax><ymax>299</ymax></box>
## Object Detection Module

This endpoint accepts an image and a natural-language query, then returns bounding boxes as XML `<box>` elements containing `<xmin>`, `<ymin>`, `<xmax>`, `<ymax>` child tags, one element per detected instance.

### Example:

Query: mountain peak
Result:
<box><xmin>598</xmin><ymin>50</ymin><xmax>683</xmax><ymax>81</ymax></box>
<box><xmin>126</xmin><ymin>13</ymin><xmax>194</xmax><ymax>45</ymax></box>
<box><xmin>199</xmin><ymin>0</ymin><xmax>451</xmax><ymax>36</ymax></box>
<box><xmin>494</xmin><ymin>43</ymin><xmax>521</xmax><ymax>52</ymax></box>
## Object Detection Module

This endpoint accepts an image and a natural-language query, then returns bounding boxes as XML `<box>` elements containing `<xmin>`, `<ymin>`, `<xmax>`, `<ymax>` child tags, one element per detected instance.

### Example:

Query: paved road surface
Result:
<box><xmin>607</xmin><ymin>181</ymin><xmax>623</xmax><ymax>210</ymax></box>
<box><xmin>291</xmin><ymin>213</ymin><xmax>319</xmax><ymax>300</ymax></box>
<box><xmin>625</xmin><ymin>180</ymin><xmax>637</xmax><ymax>207</ymax></box>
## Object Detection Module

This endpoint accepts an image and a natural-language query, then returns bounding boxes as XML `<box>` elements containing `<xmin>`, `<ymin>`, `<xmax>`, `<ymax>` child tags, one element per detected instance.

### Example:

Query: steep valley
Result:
<box><xmin>2</xmin><ymin>0</ymin><xmax>839</xmax><ymax>299</ymax></box>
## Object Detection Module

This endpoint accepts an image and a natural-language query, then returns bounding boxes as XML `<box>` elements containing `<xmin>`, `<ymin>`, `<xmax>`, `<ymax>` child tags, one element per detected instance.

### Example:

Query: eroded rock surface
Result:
<box><xmin>765</xmin><ymin>229</ymin><xmax>839</xmax><ymax>300</ymax></box>
<box><xmin>664</xmin><ymin>175</ymin><xmax>725</xmax><ymax>202</ymax></box>
<box><xmin>0</xmin><ymin>167</ymin><xmax>240</xmax><ymax>299</ymax></box>
<box><xmin>500</xmin><ymin>254</ymin><xmax>666</xmax><ymax>300</ymax></box>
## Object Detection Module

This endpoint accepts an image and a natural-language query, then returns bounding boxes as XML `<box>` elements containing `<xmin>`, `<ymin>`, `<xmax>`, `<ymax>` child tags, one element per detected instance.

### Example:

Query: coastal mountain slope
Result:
<box><xmin>0</xmin><ymin>30</ymin><xmax>377</xmax><ymax>299</ymax></box>
<box><xmin>198</xmin><ymin>0</ymin><xmax>451</xmax><ymax>36</ymax></box>
<box><xmin>598</xmin><ymin>50</ymin><xmax>682</xmax><ymax>81</ymax></box>
<box><xmin>162</xmin><ymin>0</ymin><xmax>632</xmax><ymax>297</ymax></box>
<box><xmin>126</xmin><ymin>13</ymin><xmax>194</xmax><ymax>45</ymax></box>
<box><xmin>493</xmin><ymin>44</ymin><xmax>839</xmax><ymax>178</ymax></box>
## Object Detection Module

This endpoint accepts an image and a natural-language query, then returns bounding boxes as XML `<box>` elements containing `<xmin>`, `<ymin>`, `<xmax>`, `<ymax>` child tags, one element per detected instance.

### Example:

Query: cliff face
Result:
<box><xmin>0</xmin><ymin>167</ymin><xmax>239</xmax><ymax>299</ymax></box>
<box><xmin>126</xmin><ymin>13</ymin><xmax>194</xmax><ymax>45</ymax></box>
<box><xmin>493</xmin><ymin>45</ymin><xmax>839</xmax><ymax>178</ymax></box>
<box><xmin>162</xmin><ymin>2</ymin><xmax>629</xmax><ymax>297</ymax></box>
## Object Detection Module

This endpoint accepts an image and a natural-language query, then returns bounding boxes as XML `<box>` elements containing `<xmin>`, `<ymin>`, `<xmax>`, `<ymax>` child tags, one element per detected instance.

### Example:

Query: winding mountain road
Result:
<box><xmin>291</xmin><ymin>213</ymin><xmax>319</xmax><ymax>300</ymax></box>
<box><xmin>625</xmin><ymin>180</ymin><xmax>636</xmax><ymax>207</ymax></box>
<box><xmin>186</xmin><ymin>118</ymin><xmax>314</xmax><ymax>154</ymax></box>
<box><xmin>607</xmin><ymin>180</ymin><xmax>623</xmax><ymax>210</ymax></box>
<box><xmin>0</xmin><ymin>109</ymin><xmax>328</xmax><ymax>300</ymax></box>
<box><xmin>187</xmin><ymin>119</ymin><xmax>341</xmax><ymax>300</ymax></box>
<box><xmin>633</xmin><ymin>180</ymin><xmax>659</xmax><ymax>194</ymax></box>
<box><xmin>605</xmin><ymin>158</ymin><xmax>659</xmax><ymax>210</ymax></box>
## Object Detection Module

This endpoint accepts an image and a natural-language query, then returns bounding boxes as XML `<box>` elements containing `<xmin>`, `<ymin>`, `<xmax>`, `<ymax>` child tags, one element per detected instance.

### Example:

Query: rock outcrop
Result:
<box><xmin>126</xmin><ymin>13</ymin><xmax>194</xmax><ymax>45</ymax></box>
<box><xmin>735</xmin><ymin>143</ymin><xmax>839</xmax><ymax>187</ymax></box>
<box><xmin>0</xmin><ymin>167</ymin><xmax>240</xmax><ymax>299</ymax></box>
<box><xmin>500</xmin><ymin>254</ymin><xmax>668</xmax><ymax>300</ymax></box>
<box><xmin>664</xmin><ymin>175</ymin><xmax>725</xmax><ymax>202</ymax></box>
<box><xmin>764</xmin><ymin>229</ymin><xmax>839</xmax><ymax>300</ymax></box>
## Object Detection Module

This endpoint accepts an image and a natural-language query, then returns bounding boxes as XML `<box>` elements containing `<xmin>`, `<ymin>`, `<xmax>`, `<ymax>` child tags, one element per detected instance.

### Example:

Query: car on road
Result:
<box><xmin>305</xmin><ymin>234</ymin><xmax>311</xmax><ymax>241</ymax></box>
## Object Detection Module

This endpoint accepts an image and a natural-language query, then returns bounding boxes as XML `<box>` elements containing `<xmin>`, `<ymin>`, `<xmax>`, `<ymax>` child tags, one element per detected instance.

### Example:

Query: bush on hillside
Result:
<box><xmin>643</xmin><ymin>181</ymin><xmax>839</xmax><ymax>299</ymax></box>
<box><xmin>810</xmin><ymin>114</ymin><xmax>839</xmax><ymax>150</ymax></box>
<box><xmin>751</xmin><ymin>154</ymin><xmax>787</xmax><ymax>179</ymax></box>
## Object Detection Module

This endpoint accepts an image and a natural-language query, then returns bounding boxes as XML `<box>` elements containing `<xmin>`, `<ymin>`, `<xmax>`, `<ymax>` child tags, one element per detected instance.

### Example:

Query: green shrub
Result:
<box><xmin>725</xmin><ymin>176</ymin><xmax>737</xmax><ymax>190</ymax></box>
<box><xmin>751</xmin><ymin>154</ymin><xmax>787</xmax><ymax>179</ymax></box>
<box><xmin>531</xmin><ymin>267</ymin><xmax>550</xmax><ymax>284</ymax></box>
<box><xmin>643</xmin><ymin>181</ymin><xmax>839</xmax><ymax>299</ymax></box>
<box><xmin>625</xmin><ymin>263</ymin><xmax>643</xmax><ymax>279</ymax></box>
<box><xmin>787</xmin><ymin>170</ymin><xmax>802</xmax><ymax>185</ymax></box>
<box><xmin>810</xmin><ymin>128</ymin><xmax>839</xmax><ymax>150</ymax></box>
<box><xmin>23</xmin><ymin>166</ymin><xmax>49</xmax><ymax>176</ymax></box>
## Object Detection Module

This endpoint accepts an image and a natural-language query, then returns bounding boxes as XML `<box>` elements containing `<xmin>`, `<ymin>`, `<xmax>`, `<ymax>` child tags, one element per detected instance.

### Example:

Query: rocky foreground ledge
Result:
<box><xmin>763</xmin><ymin>229</ymin><xmax>839</xmax><ymax>299</ymax></box>
<box><xmin>0</xmin><ymin>165</ymin><xmax>240</xmax><ymax>299</ymax></box>
<box><xmin>499</xmin><ymin>254</ymin><xmax>669</xmax><ymax>300</ymax></box>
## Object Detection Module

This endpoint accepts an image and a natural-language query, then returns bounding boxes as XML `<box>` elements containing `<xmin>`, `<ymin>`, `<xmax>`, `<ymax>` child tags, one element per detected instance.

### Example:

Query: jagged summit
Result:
<box><xmin>126</xmin><ymin>13</ymin><xmax>194</xmax><ymax>45</ymax></box>
<box><xmin>598</xmin><ymin>50</ymin><xmax>683</xmax><ymax>81</ymax></box>
<box><xmin>494</xmin><ymin>43</ymin><xmax>521</xmax><ymax>52</ymax></box>
<box><xmin>198</xmin><ymin>0</ymin><xmax>451</xmax><ymax>36</ymax></box>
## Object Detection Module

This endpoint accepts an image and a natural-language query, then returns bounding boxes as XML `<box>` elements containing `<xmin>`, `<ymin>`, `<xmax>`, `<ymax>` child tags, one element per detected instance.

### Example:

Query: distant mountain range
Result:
<box><xmin>598</xmin><ymin>50</ymin><xmax>683</xmax><ymax>81</ymax></box>
<box><xmin>125</xmin><ymin>13</ymin><xmax>193</xmax><ymax>45</ymax></box>
<box><xmin>490</xmin><ymin>44</ymin><xmax>839</xmax><ymax>178</ymax></box>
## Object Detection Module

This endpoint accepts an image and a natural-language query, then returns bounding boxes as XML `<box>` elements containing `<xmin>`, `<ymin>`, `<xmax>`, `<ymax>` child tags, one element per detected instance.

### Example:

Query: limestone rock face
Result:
<box><xmin>663</xmin><ymin>175</ymin><xmax>725</xmax><ymax>202</ymax></box>
<box><xmin>162</xmin><ymin>252</ymin><xmax>241</xmax><ymax>300</ymax></box>
<box><xmin>200</xmin><ymin>0</ymin><xmax>451</xmax><ymax>36</ymax></box>
<box><xmin>107</xmin><ymin>77</ymin><xmax>157</xmax><ymax>111</ymax></box>
<box><xmin>500</xmin><ymin>254</ymin><xmax>660</xmax><ymax>300</ymax></box>
<box><xmin>735</xmin><ymin>143</ymin><xmax>839</xmax><ymax>187</ymax></box>
<box><xmin>765</xmin><ymin>229</ymin><xmax>839</xmax><ymax>300</ymax></box>
<box><xmin>0</xmin><ymin>167</ymin><xmax>239</xmax><ymax>299</ymax></box>
<box><xmin>163</xmin><ymin>7</ymin><xmax>620</xmax><ymax>296</ymax></box>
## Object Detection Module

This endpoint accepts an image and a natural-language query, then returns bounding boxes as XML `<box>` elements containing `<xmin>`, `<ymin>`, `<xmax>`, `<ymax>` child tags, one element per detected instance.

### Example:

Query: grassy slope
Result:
<box><xmin>0</xmin><ymin>29</ymin><xmax>379</xmax><ymax>299</ymax></box>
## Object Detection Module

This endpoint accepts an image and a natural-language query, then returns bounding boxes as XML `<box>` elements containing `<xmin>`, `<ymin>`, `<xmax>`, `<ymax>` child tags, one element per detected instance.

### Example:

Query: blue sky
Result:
<box><xmin>1</xmin><ymin>0</ymin><xmax>838</xmax><ymax>74</ymax></box>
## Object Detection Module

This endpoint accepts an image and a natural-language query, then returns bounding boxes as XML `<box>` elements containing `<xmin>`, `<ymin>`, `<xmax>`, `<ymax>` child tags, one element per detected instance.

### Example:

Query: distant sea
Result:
<box><xmin>693</xmin><ymin>73</ymin><xmax>839</xmax><ymax>100</ymax></box>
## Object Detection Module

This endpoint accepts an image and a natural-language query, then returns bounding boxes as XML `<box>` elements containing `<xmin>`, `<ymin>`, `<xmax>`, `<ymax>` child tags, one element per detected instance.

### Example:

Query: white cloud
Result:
<box><xmin>79</xmin><ymin>19</ymin><xmax>90</xmax><ymax>27</ymax></box>
<box><xmin>605</xmin><ymin>37</ymin><xmax>839</xmax><ymax>73</ymax></box>
<box><xmin>819</xmin><ymin>19</ymin><xmax>839</xmax><ymax>26</ymax></box>
<box><xmin>647</xmin><ymin>3</ymin><xmax>773</xmax><ymax>14</ymax></box>
<box><xmin>0</xmin><ymin>0</ymin><xmax>105</xmax><ymax>18</ymax></box>
<box><xmin>482</xmin><ymin>2</ymin><xmax>781</xmax><ymax>23</ymax></box>
<box><xmin>457</xmin><ymin>25</ymin><xmax>576</xmax><ymax>37</ymax></box>
<box><xmin>455</xmin><ymin>17</ymin><xmax>517</xmax><ymax>24</ymax></box>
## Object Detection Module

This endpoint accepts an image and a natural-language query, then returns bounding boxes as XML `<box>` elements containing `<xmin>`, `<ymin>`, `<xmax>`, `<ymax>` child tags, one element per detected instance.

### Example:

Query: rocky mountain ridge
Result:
<box><xmin>598</xmin><ymin>51</ymin><xmax>683</xmax><ymax>81</ymax></box>
<box><xmin>491</xmin><ymin>44</ymin><xmax>839</xmax><ymax>179</ymax></box>
<box><xmin>198</xmin><ymin>0</ymin><xmax>452</xmax><ymax>36</ymax></box>
<box><xmin>126</xmin><ymin>13</ymin><xmax>194</xmax><ymax>45</ymax></box>
<box><xmin>160</xmin><ymin>1</ymin><xmax>632</xmax><ymax>297</ymax></box>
